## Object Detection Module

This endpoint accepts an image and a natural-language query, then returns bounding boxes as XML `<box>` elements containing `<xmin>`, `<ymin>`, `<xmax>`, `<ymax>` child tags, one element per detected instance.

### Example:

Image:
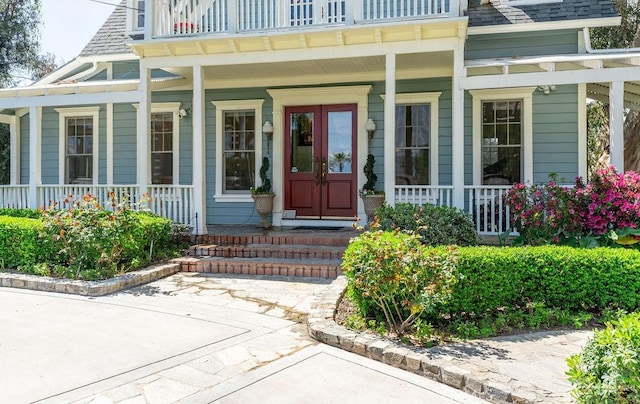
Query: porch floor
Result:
<box><xmin>203</xmin><ymin>224</ymin><xmax>360</xmax><ymax>239</ymax></box>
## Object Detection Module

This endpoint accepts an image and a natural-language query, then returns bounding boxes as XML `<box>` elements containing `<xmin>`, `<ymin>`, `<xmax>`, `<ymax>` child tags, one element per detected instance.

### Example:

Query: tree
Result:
<box><xmin>587</xmin><ymin>0</ymin><xmax>640</xmax><ymax>175</ymax></box>
<box><xmin>0</xmin><ymin>0</ymin><xmax>56</xmax><ymax>184</ymax></box>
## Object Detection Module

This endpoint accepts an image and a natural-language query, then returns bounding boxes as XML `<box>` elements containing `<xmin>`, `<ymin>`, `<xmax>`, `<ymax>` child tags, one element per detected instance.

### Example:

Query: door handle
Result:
<box><xmin>314</xmin><ymin>157</ymin><xmax>321</xmax><ymax>185</ymax></box>
<box><xmin>321</xmin><ymin>157</ymin><xmax>328</xmax><ymax>185</ymax></box>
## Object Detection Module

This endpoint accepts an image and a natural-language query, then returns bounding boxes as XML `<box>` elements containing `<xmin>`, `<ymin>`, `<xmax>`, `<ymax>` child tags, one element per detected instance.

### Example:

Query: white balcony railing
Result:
<box><xmin>151</xmin><ymin>0</ymin><xmax>457</xmax><ymax>37</ymax></box>
<box><xmin>147</xmin><ymin>185</ymin><xmax>195</xmax><ymax>226</ymax></box>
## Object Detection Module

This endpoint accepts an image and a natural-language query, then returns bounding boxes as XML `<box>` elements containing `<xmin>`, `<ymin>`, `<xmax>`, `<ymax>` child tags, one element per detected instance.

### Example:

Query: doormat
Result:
<box><xmin>294</xmin><ymin>226</ymin><xmax>343</xmax><ymax>231</ymax></box>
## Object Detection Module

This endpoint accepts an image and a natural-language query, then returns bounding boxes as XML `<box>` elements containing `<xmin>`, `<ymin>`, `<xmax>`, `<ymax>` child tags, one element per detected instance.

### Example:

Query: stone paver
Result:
<box><xmin>0</xmin><ymin>271</ymin><xmax>590</xmax><ymax>403</ymax></box>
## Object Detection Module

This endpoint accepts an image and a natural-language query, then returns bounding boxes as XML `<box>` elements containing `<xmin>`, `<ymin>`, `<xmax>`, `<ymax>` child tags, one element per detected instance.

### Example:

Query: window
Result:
<box><xmin>481</xmin><ymin>100</ymin><xmax>522</xmax><ymax>185</ymax></box>
<box><xmin>395</xmin><ymin>104</ymin><xmax>431</xmax><ymax>185</ymax></box>
<box><xmin>56</xmin><ymin>107</ymin><xmax>100</xmax><ymax>185</ymax></box>
<box><xmin>213</xmin><ymin>100</ymin><xmax>264</xmax><ymax>202</ymax></box>
<box><xmin>470</xmin><ymin>88</ymin><xmax>534</xmax><ymax>185</ymax></box>
<box><xmin>133</xmin><ymin>102</ymin><xmax>180</xmax><ymax>185</ymax></box>
<box><xmin>382</xmin><ymin>92</ymin><xmax>441</xmax><ymax>187</ymax></box>
<box><xmin>66</xmin><ymin>117</ymin><xmax>94</xmax><ymax>184</ymax></box>
<box><xmin>223</xmin><ymin>110</ymin><xmax>255</xmax><ymax>192</ymax></box>
<box><xmin>127</xmin><ymin>0</ymin><xmax>145</xmax><ymax>32</ymax></box>
<box><xmin>151</xmin><ymin>112</ymin><xmax>174</xmax><ymax>184</ymax></box>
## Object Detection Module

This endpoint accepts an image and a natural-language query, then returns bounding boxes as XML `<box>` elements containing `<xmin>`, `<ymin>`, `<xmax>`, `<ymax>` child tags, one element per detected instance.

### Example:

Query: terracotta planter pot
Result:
<box><xmin>361</xmin><ymin>194</ymin><xmax>385</xmax><ymax>223</ymax></box>
<box><xmin>252</xmin><ymin>194</ymin><xmax>275</xmax><ymax>228</ymax></box>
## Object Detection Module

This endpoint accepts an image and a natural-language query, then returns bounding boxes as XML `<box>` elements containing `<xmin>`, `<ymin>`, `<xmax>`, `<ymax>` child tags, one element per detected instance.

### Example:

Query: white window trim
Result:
<box><xmin>212</xmin><ymin>99</ymin><xmax>264</xmax><ymax>203</ymax></box>
<box><xmin>126</xmin><ymin>0</ymin><xmax>144</xmax><ymax>34</ymax></box>
<box><xmin>469</xmin><ymin>88</ymin><xmax>535</xmax><ymax>185</ymax></box>
<box><xmin>133</xmin><ymin>102</ymin><xmax>181</xmax><ymax>186</ymax></box>
<box><xmin>55</xmin><ymin>106</ymin><xmax>101</xmax><ymax>185</ymax></box>
<box><xmin>381</xmin><ymin>92</ymin><xmax>441</xmax><ymax>186</ymax></box>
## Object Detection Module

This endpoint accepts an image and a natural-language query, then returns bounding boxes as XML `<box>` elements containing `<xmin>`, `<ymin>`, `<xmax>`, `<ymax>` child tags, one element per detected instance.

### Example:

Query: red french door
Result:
<box><xmin>284</xmin><ymin>104</ymin><xmax>357</xmax><ymax>219</ymax></box>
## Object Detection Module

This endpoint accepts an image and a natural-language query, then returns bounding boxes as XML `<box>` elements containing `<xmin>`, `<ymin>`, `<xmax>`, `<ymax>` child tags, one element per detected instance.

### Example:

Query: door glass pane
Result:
<box><xmin>327</xmin><ymin>111</ymin><xmax>352</xmax><ymax>173</ymax></box>
<box><xmin>290</xmin><ymin>112</ymin><xmax>314</xmax><ymax>173</ymax></box>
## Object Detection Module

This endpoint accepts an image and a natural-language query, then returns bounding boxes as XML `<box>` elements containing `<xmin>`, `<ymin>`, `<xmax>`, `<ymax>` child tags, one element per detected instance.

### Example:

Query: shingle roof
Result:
<box><xmin>468</xmin><ymin>0</ymin><xmax>619</xmax><ymax>27</ymax></box>
<box><xmin>79</xmin><ymin>0</ymin><xmax>132</xmax><ymax>57</ymax></box>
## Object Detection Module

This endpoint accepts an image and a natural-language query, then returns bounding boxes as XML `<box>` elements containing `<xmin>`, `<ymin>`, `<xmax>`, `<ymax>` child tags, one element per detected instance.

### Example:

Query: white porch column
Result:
<box><xmin>609</xmin><ymin>81</ymin><xmax>625</xmax><ymax>171</ymax></box>
<box><xmin>106</xmin><ymin>103</ymin><xmax>114</xmax><ymax>184</ymax></box>
<box><xmin>10</xmin><ymin>115</ymin><xmax>20</xmax><ymax>184</ymax></box>
<box><xmin>384</xmin><ymin>53</ymin><xmax>396</xmax><ymax>204</ymax></box>
<box><xmin>138</xmin><ymin>67</ymin><xmax>151</xmax><ymax>196</ymax></box>
<box><xmin>452</xmin><ymin>41</ymin><xmax>465</xmax><ymax>209</ymax></box>
<box><xmin>28</xmin><ymin>107</ymin><xmax>42</xmax><ymax>208</ymax></box>
<box><xmin>192</xmin><ymin>65</ymin><xmax>207</xmax><ymax>235</ymax></box>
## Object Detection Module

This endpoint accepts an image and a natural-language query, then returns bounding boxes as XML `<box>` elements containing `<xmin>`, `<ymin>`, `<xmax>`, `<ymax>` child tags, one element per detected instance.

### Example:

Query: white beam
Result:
<box><xmin>138</xmin><ymin>68</ymin><xmax>151</xmax><ymax>195</ymax></box>
<box><xmin>462</xmin><ymin>66</ymin><xmax>640</xmax><ymax>90</ymax></box>
<box><xmin>610</xmin><ymin>81</ymin><xmax>625</xmax><ymax>171</ymax></box>
<box><xmin>452</xmin><ymin>43</ymin><xmax>465</xmax><ymax>209</ymax></box>
<box><xmin>141</xmin><ymin>37</ymin><xmax>460</xmax><ymax>69</ymax></box>
<box><xmin>192</xmin><ymin>65</ymin><xmax>207</xmax><ymax>235</ymax></box>
<box><xmin>28</xmin><ymin>107</ymin><xmax>41</xmax><ymax>208</ymax></box>
<box><xmin>384</xmin><ymin>53</ymin><xmax>396</xmax><ymax>205</ymax></box>
<box><xmin>0</xmin><ymin>91</ymin><xmax>140</xmax><ymax>109</ymax></box>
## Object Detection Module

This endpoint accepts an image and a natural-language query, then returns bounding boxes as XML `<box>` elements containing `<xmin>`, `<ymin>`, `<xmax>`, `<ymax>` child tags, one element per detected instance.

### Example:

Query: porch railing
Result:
<box><xmin>0</xmin><ymin>185</ymin><xmax>195</xmax><ymax>227</ymax></box>
<box><xmin>152</xmin><ymin>0</ymin><xmax>457</xmax><ymax>37</ymax></box>
<box><xmin>394</xmin><ymin>185</ymin><xmax>453</xmax><ymax>206</ymax></box>
<box><xmin>0</xmin><ymin>185</ymin><xmax>30</xmax><ymax>209</ymax></box>
<box><xmin>147</xmin><ymin>185</ymin><xmax>195</xmax><ymax>226</ymax></box>
<box><xmin>464</xmin><ymin>185</ymin><xmax>513</xmax><ymax>235</ymax></box>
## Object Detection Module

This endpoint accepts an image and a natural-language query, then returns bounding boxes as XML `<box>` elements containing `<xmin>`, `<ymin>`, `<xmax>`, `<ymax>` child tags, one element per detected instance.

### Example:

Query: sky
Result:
<box><xmin>41</xmin><ymin>0</ymin><xmax>119</xmax><ymax>65</ymax></box>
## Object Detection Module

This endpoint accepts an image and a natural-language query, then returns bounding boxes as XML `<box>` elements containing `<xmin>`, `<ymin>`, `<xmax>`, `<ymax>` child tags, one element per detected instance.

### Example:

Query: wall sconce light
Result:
<box><xmin>537</xmin><ymin>85</ymin><xmax>557</xmax><ymax>95</ymax></box>
<box><xmin>178</xmin><ymin>105</ymin><xmax>189</xmax><ymax>119</ymax></box>
<box><xmin>263</xmin><ymin>121</ymin><xmax>274</xmax><ymax>140</ymax></box>
<box><xmin>365</xmin><ymin>118</ymin><xmax>376</xmax><ymax>140</ymax></box>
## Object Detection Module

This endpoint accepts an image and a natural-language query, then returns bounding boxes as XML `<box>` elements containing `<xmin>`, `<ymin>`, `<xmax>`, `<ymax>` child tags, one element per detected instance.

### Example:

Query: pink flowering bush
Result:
<box><xmin>506</xmin><ymin>167</ymin><xmax>640</xmax><ymax>247</ymax></box>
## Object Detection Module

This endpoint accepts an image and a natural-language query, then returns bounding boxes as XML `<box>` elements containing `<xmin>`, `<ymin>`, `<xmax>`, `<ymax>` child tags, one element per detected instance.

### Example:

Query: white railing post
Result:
<box><xmin>345</xmin><ymin>0</ymin><xmax>355</xmax><ymax>24</ymax></box>
<box><xmin>228</xmin><ymin>0</ymin><xmax>237</xmax><ymax>32</ymax></box>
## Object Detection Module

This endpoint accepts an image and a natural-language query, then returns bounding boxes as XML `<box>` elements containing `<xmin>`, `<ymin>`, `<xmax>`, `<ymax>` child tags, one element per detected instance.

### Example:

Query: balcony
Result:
<box><xmin>150</xmin><ymin>0</ymin><xmax>458</xmax><ymax>38</ymax></box>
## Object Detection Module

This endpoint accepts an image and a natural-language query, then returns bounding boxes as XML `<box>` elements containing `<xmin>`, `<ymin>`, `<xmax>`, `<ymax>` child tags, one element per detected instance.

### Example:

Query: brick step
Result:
<box><xmin>175</xmin><ymin>257</ymin><xmax>342</xmax><ymax>279</ymax></box>
<box><xmin>188</xmin><ymin>244</ymin><xmax>346</xmax><ymax>260</ymax></box>
<box><xmin>193</xmin><ymin>233</ymin><xmax>353</xmax><ymax>247</ymax></box>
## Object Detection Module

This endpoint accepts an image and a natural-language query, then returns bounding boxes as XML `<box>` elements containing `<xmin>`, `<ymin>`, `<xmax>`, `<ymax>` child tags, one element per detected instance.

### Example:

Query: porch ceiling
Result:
<box><xmin>587</xmin><ymin>82</ymin><xmax>640</xmax><ymax>111</ymax></box>
<box><xmin>165</xmin><ymin>52</ymin><xmax>453</xmax><ymax>88</ymax></box>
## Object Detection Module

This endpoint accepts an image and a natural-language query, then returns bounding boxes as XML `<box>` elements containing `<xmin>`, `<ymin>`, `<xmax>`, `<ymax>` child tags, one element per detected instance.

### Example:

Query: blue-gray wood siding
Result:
<box><xmin>466</xmin><ymin>29</ymin><xmax>579</xmax><ymax>60</ymax></box>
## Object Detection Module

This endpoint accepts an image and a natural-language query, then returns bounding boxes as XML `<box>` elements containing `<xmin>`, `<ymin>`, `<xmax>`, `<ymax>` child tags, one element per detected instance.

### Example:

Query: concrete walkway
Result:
<box><xmin>0</xmin><ymin>274</ymin><xmax>486</xmax><ymax>404</ymax></box>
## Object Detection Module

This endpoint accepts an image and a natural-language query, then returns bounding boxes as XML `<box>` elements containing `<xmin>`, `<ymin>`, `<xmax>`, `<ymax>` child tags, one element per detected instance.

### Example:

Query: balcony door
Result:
<box><xmin>284</xmin><ymin>104</ymin><xmax>357</xmax><ymax>219</ymax></box>
<box><xmin>289</xmin><ymin>0</ymin><xmax>346</xmax><ymax>26</ymax></box>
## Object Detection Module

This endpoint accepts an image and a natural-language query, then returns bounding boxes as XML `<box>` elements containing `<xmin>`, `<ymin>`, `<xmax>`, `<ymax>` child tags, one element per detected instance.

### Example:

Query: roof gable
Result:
<box><xmin>79</xmin><ymin>0</ymin><xmax>132</xmax><ymax>57</ymax></box>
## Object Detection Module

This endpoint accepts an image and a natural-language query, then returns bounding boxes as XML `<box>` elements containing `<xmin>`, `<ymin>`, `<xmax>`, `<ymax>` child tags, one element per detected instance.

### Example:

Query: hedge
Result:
<box><xmin>436</xmin><ymin>246</ymin><xmax>640</xmax><ymax>318</ymax></box>
<box><xmin>0</xmin><ymin>216</ymin><xmax>44</xmax><ymax>269</ymax></box>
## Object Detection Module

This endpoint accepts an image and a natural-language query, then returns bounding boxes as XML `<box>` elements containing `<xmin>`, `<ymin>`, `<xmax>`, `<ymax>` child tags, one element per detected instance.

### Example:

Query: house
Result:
<box><xmin>0</xmin><ymin>0</ymin><xmax>638</xmax><ymax>235</ymax></box>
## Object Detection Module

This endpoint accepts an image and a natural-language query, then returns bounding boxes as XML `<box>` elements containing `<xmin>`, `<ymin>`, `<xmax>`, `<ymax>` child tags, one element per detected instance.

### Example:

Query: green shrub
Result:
<box><xmin>0</xmin><ymin>216</ymin><xmax>44</xmax><ymax>269</ymax></box>
<box><xmin>567</xmin><ymin>312</ymin><xmax>640</xmax><ymax>403</ymax></box>
<box><xmin>375</xmin><ymin>203</ymin><xmax>478</xmax><ymax>246</ymax></box>
<box><xmin>0</xmin><ymin>208</ymin><xmax>41</xmax><ymax>219</ymax></box>
<box><xmin>437</xmin><ymin>246</ymin><xmax>640</xmax><ymax>320</ymax></box>
<box><xmin>342</xmin><ymin>230</ymin><xmax>459</xmax><ymax>335</ymax></box>
<box><xmin>39</xmin><ymin>194</ymin><xmax>178</xmax><ymax>281</ymax></box>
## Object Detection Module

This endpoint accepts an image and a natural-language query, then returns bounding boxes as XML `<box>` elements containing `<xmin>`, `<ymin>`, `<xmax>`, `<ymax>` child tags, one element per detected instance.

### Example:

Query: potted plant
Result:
<box><xmin>360</xmin><ymin>153</ymin><xmax>385</xmax><ymax>223</ymax></box>
<box><xmin>251</xmin><ymin>157</ymin><xmax>275</xmax><ymax>229</ymax></box>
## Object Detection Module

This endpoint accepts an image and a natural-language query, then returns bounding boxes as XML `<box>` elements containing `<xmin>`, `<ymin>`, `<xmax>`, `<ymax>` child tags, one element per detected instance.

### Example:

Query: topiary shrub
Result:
<box><xmin>567</xmin><ymin>312</ymin><xmax>640</xmax><ymax>403</ymax></box>
<box><xmin>342</xmin><ymin>230</ymin><xmax>460</xmax><ymax>335</ymax></box>
<box><xmin>375</xmin><ymin>202</ymin><xmax>478</xmax><ymax>246</ymax></box>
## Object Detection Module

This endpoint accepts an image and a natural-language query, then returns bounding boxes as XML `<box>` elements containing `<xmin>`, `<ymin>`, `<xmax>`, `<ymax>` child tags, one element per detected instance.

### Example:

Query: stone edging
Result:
<box><xmin>306</xmin><ymin>276</ymin><xmax>547</xmax><ymax>404</ymax></box>
<box><xmin>0</xmin><ymin>263</ymin><xmax>180</xmax><ymax>297</ymax></box>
